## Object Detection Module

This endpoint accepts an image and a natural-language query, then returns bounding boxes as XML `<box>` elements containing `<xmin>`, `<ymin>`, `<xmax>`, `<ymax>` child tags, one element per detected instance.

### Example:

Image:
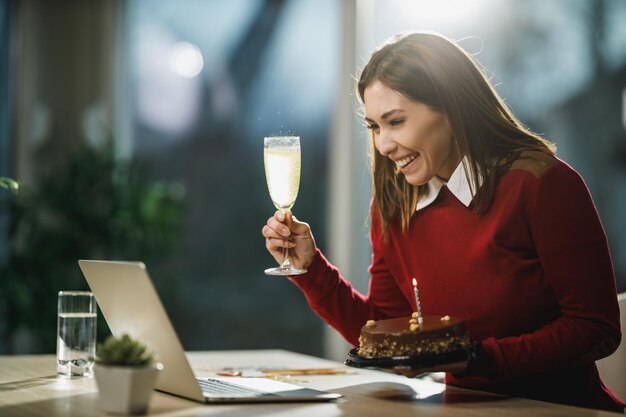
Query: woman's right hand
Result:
<box><xmin>261</xmin><ymin>211</ymin><xmax>317</xmax><ymax>270</ymax></box>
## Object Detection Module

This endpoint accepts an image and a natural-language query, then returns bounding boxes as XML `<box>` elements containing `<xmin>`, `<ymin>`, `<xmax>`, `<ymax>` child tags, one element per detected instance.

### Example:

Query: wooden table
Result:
<box><xmin>0</xmin><ymin>349</ymin><xmax>621</xmax><ymax>416</ymax></box>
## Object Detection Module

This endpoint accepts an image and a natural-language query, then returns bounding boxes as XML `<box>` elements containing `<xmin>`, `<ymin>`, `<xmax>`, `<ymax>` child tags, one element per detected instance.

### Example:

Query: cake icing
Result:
<box><xmin>358</xmin><ymin>314</ymin><xmax>472</xmax><ymax>357</ymax></box>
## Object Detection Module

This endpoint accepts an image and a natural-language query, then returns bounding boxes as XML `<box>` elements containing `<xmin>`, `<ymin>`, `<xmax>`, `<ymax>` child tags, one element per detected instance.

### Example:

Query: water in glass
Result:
<box><xmin>57</xmin><ymin>312</ymin><xmax>97</xmax><ymax>377</ymax></box>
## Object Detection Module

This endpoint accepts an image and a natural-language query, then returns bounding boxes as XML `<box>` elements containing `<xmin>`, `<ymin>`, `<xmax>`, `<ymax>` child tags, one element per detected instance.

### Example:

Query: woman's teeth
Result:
<box><xmin>397</xmin><ymin>154</ymin><xmax>419</xmax><ymax>168</ymax></box>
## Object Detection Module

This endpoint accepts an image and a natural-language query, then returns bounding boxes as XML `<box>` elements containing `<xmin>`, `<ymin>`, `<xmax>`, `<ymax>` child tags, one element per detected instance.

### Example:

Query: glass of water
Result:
<box><xmin>57</xmin><ymin>291</ymin><xmax>97</xmax><ymax>377</ymax></box>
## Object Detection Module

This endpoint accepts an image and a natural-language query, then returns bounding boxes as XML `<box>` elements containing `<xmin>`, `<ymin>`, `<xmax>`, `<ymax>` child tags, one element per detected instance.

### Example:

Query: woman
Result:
<box><xmin>261</xmin><ymin>32</ymin><xmax>624</xmax><ymax>412</ymax></box>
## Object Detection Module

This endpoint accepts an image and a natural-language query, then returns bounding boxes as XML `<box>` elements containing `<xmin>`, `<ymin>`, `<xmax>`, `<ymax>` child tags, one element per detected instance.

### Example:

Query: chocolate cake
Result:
<box><xmin>357</xmin><ymin>313</ymin><xmax>472</xmax><ymax>357</ymax></box>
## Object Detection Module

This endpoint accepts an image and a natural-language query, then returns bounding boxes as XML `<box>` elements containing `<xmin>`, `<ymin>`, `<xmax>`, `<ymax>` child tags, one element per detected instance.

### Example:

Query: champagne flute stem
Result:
<box><xmin>281</xmin><ymin>245</ymin><xmax>290</xmax><ymax>268</ymax></box>
<box><xmin>280</xmin><ymin>208</ymin><xmax>292</xmax><ymax>268</ymax></box>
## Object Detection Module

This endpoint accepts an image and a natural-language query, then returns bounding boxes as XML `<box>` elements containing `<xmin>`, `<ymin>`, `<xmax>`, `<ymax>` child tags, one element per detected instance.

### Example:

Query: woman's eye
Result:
<box><xmin>366</xmin><ymin>124</ymin><xmax>379</xmax><ymax>131</ymax></box>
<box><xmin>390</xmin><ymin>119</ymin><xmax>404</xmax><ymax>126</ymax></box>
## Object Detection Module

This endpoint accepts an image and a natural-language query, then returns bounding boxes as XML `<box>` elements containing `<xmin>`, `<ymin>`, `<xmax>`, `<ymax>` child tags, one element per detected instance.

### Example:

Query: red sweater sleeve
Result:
<box><xmin>472</xmin><ymin>162</ymin><xmax>621</xmax><ymax>380</ymax></box>
<box><xmin>289</xmin><ymin>209</ymin><xmax>411</xmax><ymax>346</ymax></box>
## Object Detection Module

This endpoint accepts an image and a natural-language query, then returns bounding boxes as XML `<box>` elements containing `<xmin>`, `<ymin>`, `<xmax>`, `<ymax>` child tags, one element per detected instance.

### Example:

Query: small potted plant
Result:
<box><xmin>94</xmin><ymin>334</ymin><xmax>162</xmax><ymax>415</ymax></box>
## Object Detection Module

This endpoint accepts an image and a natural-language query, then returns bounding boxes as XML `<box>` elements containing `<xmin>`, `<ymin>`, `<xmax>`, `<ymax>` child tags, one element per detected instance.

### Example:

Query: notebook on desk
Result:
<box><xmin>78</xmin><ymin>259</ymin><xmax>342</xmax><ymax>403</ymax></box>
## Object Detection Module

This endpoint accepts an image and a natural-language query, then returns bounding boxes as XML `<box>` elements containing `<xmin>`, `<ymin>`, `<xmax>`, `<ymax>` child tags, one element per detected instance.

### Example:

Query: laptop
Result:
<box><xmin>78</xmin><ymin>260</ymin><xmax>342</xmax><ymax>403</ymax></box>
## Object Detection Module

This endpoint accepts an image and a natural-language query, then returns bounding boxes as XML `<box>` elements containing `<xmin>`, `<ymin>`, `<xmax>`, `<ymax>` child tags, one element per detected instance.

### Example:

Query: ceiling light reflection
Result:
<box><xmin>169</xmin><ymin>42</ymin><xmax>204</xmax><ymax>78</ymax></box>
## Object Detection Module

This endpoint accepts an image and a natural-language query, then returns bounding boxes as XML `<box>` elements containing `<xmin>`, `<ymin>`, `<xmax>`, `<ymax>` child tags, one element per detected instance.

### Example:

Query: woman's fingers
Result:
<box><xmin>262</xmin><ymin>211</ymin><xmax>316</xmax><ymax>269</ymax></box>
<box><xmin>289</xmin><ymin>216</ymin><xmax>311</xmax><ymax>235</ymax></box>
<box><xmin>262</xmin><ymin>224</ymin><xmax>295</xmax><ymax>250</ymax></box>
<box><xmin>267</xmin><ymin>215</ymin><xmax>291</xmax><ymax>237</ymax></box>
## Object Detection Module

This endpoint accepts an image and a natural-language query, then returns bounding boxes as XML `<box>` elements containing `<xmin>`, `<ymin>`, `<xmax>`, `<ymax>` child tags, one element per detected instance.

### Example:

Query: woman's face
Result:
<box><xmin>363</xmin><ymin>80</ymin><xmax>460</xmax><ymax>184</ymax></box>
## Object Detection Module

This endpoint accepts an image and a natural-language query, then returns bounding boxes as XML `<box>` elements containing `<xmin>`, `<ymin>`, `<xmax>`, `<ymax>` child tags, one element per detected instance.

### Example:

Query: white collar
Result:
<box><xmin>415</xmin><ymin>157</ymin><xmax>483</xmax><ymax>211</ymax></box>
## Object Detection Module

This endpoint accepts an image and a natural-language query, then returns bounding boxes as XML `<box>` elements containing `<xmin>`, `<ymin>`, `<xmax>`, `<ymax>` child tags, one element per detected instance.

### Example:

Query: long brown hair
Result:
<box><xmin>357</xmin><ymin>32</ymin><xmax>555</xmax><ymax>234</ymax></box>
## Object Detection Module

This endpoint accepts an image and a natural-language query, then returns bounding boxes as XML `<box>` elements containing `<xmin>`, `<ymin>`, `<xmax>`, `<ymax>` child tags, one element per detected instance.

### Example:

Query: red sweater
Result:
<box><xmin>291</xmin><ymin>156</ymin><xmax>624</xmax><ymax>412</ymax></box>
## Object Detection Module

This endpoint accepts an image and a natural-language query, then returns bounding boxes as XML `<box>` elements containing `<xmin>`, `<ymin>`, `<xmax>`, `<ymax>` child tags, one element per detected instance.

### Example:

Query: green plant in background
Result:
<box><xmin>97</xmin><ymin>334</ymin><xmax>154</xmax><ymax>367</ymax></box>
<box><xmin>0</xmin><ymin>177</ymin><xmax>18</xmax><ymax>193</ymax></box>
<box><xmin>0</xmin><ymin>144</ymin><xmax>184</xmax><ymax>353</ymax></box>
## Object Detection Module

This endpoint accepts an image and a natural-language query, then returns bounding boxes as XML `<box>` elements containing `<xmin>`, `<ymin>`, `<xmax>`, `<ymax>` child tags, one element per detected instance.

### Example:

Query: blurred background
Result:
<box><xmin>0</xmin><ymin>0</ymin><xmax>624</xmax><ymax>361</ymax></box>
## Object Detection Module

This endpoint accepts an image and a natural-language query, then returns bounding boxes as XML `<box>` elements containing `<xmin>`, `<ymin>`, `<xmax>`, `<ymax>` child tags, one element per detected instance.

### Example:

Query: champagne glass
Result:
<box><xmin>264</xmin><ymin>136</ymin><xmax>307</xmax><ymax>276</ymax></box>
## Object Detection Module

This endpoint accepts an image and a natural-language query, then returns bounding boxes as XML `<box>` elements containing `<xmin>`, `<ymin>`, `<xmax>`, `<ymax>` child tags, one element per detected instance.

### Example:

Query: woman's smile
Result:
<box><xmin>396</xmin><ymin>153</ymin><xmax>420</xmax><ymax>172</ymax></box>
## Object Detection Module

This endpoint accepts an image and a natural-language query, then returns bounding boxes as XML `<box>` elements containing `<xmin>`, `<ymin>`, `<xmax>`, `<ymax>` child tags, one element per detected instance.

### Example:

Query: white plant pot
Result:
<box><xmin>94</xmin><ymin>363</ymin><xmax>161</xmax><ymax>415</ymax></box>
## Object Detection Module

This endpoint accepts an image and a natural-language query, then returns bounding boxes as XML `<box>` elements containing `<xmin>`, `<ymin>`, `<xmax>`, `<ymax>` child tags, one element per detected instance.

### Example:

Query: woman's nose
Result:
<box><xmin>375</xmin><ymin>129</ymin><xmax>395</xmax><ymax>157</ymax></box>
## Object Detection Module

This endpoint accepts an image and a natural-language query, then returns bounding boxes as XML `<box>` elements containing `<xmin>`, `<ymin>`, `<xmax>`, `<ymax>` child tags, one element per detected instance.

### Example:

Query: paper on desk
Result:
<box><xmin>217</xmin><ymin>367</ymin><xmax>352</xmax><ymax>377</ymax></box>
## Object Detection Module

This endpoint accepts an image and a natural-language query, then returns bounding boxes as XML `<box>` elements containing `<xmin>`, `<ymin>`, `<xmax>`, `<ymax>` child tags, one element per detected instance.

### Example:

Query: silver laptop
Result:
<box><xmin>78</xmin><ymin>260</ymin><xmax>342</xmax><ymax>403</ymax></box>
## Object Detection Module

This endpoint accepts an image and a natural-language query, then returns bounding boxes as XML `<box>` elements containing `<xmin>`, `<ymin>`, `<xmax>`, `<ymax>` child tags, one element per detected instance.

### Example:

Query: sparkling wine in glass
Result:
<box><xmin>264</xmin><ymin>136</ymin><xmax>307</xmax><ymax>276</ymax></box>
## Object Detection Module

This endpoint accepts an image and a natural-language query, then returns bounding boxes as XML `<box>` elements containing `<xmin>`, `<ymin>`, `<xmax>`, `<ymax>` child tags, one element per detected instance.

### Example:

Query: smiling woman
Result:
<box><xmin>262</xmin><ymin>32</ymin><xmax>625</xmax><ymax>413</ymax></box>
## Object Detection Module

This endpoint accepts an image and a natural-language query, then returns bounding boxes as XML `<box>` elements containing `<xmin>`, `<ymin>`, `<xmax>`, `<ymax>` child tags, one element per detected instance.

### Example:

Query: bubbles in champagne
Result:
<box><xmin>264</xmin><ymin>136</ymin><xmax>301</xmax><ymax>210</ymax></box>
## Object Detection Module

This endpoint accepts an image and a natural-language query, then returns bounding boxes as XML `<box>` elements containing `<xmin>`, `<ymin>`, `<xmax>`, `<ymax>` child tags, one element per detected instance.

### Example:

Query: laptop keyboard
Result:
<box><xmin>197</xmin><ymin>378</ymin><xmax>266</xmax><ymax>396</ymax></box>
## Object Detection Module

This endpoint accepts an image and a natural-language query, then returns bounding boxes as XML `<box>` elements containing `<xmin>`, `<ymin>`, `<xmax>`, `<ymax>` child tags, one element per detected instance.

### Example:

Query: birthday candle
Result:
<box><xmin>412</xmin><ymin>278</ymin><xmax>424</xmax><ymax>325</ymax></box>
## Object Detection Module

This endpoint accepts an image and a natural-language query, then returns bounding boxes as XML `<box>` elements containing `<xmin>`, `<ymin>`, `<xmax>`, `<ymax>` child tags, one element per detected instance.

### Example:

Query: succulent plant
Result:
<box><xmin>97</xmin><ymin>334</ymin><xmax>155</xmax><ymax>367</ymax></box>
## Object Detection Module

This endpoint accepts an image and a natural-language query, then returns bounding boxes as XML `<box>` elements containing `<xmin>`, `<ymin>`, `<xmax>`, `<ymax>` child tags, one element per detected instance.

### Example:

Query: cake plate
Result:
<box><xmin>345</xmin><ymin>345</ymin><xmax>478</xmax><ymax>370</ymax></box>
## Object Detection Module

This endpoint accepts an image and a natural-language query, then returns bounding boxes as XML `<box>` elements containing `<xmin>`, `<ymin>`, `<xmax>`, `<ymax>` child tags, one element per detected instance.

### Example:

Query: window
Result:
<box><xmin>125</xmin><ymin>0</ymin><xmax>340</xmax><ymax>355</ymax></box>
